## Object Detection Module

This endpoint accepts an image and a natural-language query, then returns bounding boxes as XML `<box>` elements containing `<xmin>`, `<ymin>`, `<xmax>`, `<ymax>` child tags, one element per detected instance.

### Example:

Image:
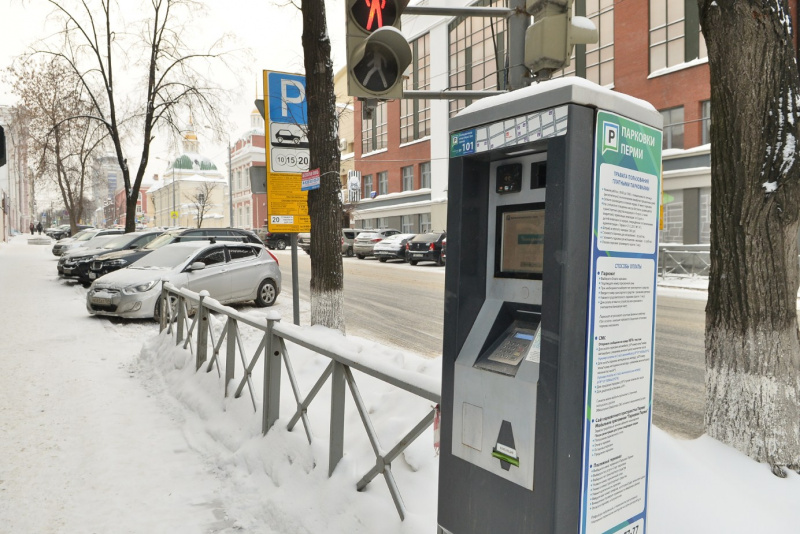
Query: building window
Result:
<box><xmin>246</xmin><ymin>205</ymin><xmax>251</xmax><ymax>228</ymax></box>
<box><xmin>586</xmin><ymin>0</ymin><xmax>614</xmax><ymax>85</ymax></box>
<box><xmin>420</xmin><ymin>162</ymin><xmax>431</xmax><ymax>189</ymax></box>
<box><xmin>553</xmin><ymin>1</ymin><xmax>615</xmax><ymax>85</ymax></box>
<box><xmin>448</xmin><ymin>0</ymin><xmax>508</xmax><ymax>117</ymax></box>
<box><xmin>701</xmin><ymin>100</ymin><xmax>711</xmax><ymax>145</ymax></box>
<box><xmin>660</xmin><ymin>106</ymin><xmax>684</xmax><ymax>149</ymax></box>
<box><xmin>419</xmin><ymin>212</ymin><xmax>432</xmax><ymax>233</ymax></box>
<box><xmin>402</xmin><ymin>166</ymin><xmax>414</xmax><ymax>191</ymax></box>
<box><xmin>649</xmin><ymin>0</ymin><xmax>684</xmax><ymax>72</ymax></box>
<box><xmin>660</xmin><ymin>189</ymin><xmax>683</xmax><ymax>244</ymax></box>
<box><xmin>362</xmin><ymin>101</ymin><xmax>388</xmax><ymax>153</ymax></box>
<box><xmin>401</xmin><ymin>215</ymin><xmax>414</xmax><ymax>233</ymax></box>
<box><xmin>378</xmin><ymin>171</ymin><xmax>388</xmax><ymax>195</ymax></box>
<box><xmin>649</xmin><ymin>0</ymin><xmax>706</xmax><ymax>73</ymax></box>
<box><xmin>378</xmin><ymin>217</ymin><xmax>389</xmax><ymax>229</ymax></box>
<box><xmin>401</xmin><ymin>34</ymin><xmax>431</xmax><ymax>143</ymax></box>
<box><xmin>700</xmin><ymin>187</ymin><xmax>711</xmax><ymax>244</ymax></box>
<box><xmin>363</xmin><ymin>174</ymin><xmax>373</xmax><ymax>198</ymax></box>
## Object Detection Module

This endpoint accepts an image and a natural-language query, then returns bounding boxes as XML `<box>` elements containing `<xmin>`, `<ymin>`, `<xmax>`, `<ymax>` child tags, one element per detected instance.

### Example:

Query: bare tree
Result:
<box><xmin>34</xmin><ymin>0</ymin><xmax>238</xmax><ymax>233</ymax></box>
<box><xmin>8</xmin><ymin>57</ymin><xmax>105</xmax><ymax>233</ymax></box>
<box><xmin>699</xmin><ymin>0</ymin><xmax>800</xmax><ymax>475</ymax></box>
<box><xmin>185</xmin><ymin>180</ymin><xmax>220</xmax><ymax>228</ymax></box>
<box><xmin>300</xmin><ymin>0</ymin><xmax>345</xmax><ymax>331</ymax></box>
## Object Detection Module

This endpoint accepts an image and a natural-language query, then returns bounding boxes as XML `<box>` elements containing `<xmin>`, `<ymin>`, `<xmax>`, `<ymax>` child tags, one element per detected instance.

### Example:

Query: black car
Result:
<box><xmin>59</xmin><ymin>231</ymin><xmax>165</xmax><ymax>286</ymax></box>
<box><xmin>257</xmin><ymin>230</ymin><xmax>291</xmax><ymax>250</ymax></box>
<box><xmin>88</xmin><ymin>227</ymin><xmax>262</xmax><ymax>282</ymax></box>
<box><xmin>406</xmin><ymin>232</ymin><xmax>447</xmax><ymax>266</ymax></box>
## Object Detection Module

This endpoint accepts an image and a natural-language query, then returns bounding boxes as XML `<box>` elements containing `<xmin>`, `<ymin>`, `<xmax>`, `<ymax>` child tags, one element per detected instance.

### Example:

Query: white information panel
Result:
<box><xmin>580</xmin><ymin>111</ymin><xmax>662</xmax><ymax>534</ymax></box>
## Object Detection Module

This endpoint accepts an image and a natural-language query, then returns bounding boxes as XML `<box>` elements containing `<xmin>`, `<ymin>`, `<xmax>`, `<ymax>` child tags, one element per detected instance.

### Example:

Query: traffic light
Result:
<box><xmin>346</xmin><ymin>0</ymin><xmax>412</xmax><ymax>99</ymax></box>
<box><xmin>524</xmin><ymin>0</ymin><xmax>598</xmax><ymax>80</ymax></box>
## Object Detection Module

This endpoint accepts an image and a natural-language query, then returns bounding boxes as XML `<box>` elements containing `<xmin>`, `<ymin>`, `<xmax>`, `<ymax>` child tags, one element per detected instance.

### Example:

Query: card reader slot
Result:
<box><xmin>473</xmin><ymin>304</ymin><xmax>541</xmax><ymax>377</ymax></box>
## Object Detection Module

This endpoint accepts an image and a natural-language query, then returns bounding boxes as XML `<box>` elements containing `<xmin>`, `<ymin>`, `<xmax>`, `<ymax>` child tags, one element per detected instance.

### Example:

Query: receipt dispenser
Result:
<box><xmin>438</xmin><ymin>79</ymin><xmax>662</xmax><ymax>534</ymax></box>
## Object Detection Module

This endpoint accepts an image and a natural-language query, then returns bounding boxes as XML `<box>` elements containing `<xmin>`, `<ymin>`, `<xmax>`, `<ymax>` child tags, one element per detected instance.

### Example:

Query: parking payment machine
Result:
<box><xmin>438</xmin><ymin>78</ymin><xmax>662</xmax><ymax>534</ymax></box>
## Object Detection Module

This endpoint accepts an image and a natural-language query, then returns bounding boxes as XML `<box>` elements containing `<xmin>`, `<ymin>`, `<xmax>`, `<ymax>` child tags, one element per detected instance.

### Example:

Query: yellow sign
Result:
<box><xmin>264</xmin><ymin>70</ymin><xmax>311</xmax><ymax>233</ymax></box>
<box><xmin>170</xmin><ymin>211</ymin><xmax>179</xmax><ymax>219</ymax></box>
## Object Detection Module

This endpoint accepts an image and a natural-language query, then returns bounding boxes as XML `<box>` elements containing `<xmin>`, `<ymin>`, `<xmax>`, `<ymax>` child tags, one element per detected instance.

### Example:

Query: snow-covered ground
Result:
<box><xmin>0</xmin><ymin>234</ymin><xmax>797</xmax><ymax>533</ymax></box>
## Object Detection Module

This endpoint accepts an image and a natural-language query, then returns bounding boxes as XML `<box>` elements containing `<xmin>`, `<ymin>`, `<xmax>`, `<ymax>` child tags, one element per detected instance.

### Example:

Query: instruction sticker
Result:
<box><xmin>580</xmin><ymin>110</ymin><xmax>662</xmax><ymax>534</ymax></box>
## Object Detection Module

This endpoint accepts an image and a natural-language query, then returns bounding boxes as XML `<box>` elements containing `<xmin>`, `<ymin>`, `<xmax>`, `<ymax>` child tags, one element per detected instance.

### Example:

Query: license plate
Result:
<box><xmin>91</xmin><ymin>296</ymin><xmax>112</xmax><ymax>305</ymax></box>
<box><xmin>413</xmin><ymin>253</ymin><xmax>423</xmax><ymax>256</ymax></box>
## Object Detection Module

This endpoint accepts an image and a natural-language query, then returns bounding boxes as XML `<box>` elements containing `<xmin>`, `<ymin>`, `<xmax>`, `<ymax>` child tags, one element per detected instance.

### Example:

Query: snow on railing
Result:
<box><xmin>157</xmin><ymin>281</ymin><xmax>440</xmax><ymax>521</ymax></box>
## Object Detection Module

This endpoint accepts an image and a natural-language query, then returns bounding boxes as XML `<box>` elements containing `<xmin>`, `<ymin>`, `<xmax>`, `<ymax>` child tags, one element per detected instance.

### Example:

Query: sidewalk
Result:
<box><xmin>0</xmin><ymin>235</ymin><xmax>232</xmax><ymax>533</ymax></box>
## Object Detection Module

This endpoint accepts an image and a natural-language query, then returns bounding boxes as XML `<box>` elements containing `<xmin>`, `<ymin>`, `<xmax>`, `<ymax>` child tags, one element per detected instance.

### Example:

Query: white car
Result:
<box><xmin>86</xmin><ymin>241</ymin><xmax>281</xmax><ymax>320</ymax></box>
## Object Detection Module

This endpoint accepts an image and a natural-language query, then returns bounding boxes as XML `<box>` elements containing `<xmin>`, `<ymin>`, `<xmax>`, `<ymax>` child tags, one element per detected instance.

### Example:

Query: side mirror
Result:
<box><xmin>188</xmin><ymin>261</ymin><xmax>206</xmax><ymax>271</ymax></box>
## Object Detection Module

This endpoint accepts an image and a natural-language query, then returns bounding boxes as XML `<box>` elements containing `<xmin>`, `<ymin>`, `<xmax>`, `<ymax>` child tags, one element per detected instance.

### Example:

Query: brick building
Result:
<box><xmin>349</xmin><ymin>0</ymin><xmax>799</xmax><ymax>244</ymax></box>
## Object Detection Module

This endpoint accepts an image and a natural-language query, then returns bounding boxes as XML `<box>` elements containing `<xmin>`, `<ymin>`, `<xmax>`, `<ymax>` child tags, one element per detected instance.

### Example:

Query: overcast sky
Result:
<box><xmin>0</xmin><ymin>0</ymin><xmax>347</xmax><ymax>188</ymax></box>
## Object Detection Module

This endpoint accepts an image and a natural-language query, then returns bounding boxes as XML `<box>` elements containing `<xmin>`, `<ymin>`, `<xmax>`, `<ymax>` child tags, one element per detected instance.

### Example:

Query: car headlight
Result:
<box><xmin>105</xmin><ymin>259</ymin><xmax>128</xmax><ymax>267</ymax></box>
<box><xmin>122</xmin><ymin>280</ymin><xmax>160</xmax><ymax>295</ymax></box>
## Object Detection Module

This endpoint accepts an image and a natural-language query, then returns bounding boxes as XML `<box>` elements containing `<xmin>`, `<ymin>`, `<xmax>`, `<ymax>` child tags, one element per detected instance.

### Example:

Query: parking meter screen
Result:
<box><xmin>500</xmin><ymin>209</ymin><xmax>544</xmax><ymax>276</ymax></box>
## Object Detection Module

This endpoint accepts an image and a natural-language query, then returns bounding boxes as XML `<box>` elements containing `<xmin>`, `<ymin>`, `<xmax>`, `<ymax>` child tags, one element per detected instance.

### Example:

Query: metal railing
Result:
<box><xmin>157</xmin><ymin>282</ymin><xmax>441</xmax><ymax>520</ymax></box>
<box><xmin>659</xmin><ymin>244</ymin><xmax>710</xmax><ymax>278</ymax></box>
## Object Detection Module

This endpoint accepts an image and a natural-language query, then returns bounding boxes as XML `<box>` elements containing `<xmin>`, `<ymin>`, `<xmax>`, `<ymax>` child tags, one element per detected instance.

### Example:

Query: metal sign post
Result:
<box><xmin>263</xmin><ymin>70</ymin><xmax>312</xmax><ymax>326</ymax></box>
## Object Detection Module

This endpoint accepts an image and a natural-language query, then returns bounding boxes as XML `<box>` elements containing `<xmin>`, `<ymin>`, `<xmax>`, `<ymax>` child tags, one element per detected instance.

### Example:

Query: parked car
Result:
<box><xmin>86</xmin><ymin>241</ymin><xmax>281</xmax><ymax>320</ymax></box>
<box><xmin>341</xmin><ymin>228</ymin><xmax>368</xmax><ymax>257</ymax></box>
<box><xmin>58</xmin><ymin>235</ymin><xmax>122</xmax><ymax>277</ymax></box>
<box><xmin>373</xmin><ymin>233</ymin><xmax>416</xmax><ymax>263</ymax></box>
<box><xmin>46</xmin><ymin>224</ymin><xmax>71</xmax><ymax>239</ymax></box>
<box><xmin>256</xmin><ymin>229</ymin><xmax>291</xmax><ymax>250</ymax></box>
<box><xmin>52</xmin><ymin>228</ymin><xmax>124</xmax><ymax>256</ymax></box>
<box><xmin>87</xmin><ymin>227</ymin><xmax>259</xmax><ymax>281</ymax></box>
<box><xmin>59</xmin><ymin>231</ymin><xmax>165</xmax><ymax>286</ymax></box>
<box><xmin>406</xmin><ymin>232</ymin><xmax>447</xmax><ymax>266</ymax></box>
<box><xmin>166</xmin><ymin>227</ymin><xmax>264</xmax><ymax>245</ymax></box>
<box><xmin>51</xmin><ymin>224</ymin><xmax>93</xmax><ymax>241</ymax></box>
<box><xmin>298</xmin><ymin>233</ymin><xmax>311</xmax><ymax>254</ymax></box>
<box><xmin>353</xmin><ymin>229</ymin><xmax>401</xmax><ymax>259</ymax></box>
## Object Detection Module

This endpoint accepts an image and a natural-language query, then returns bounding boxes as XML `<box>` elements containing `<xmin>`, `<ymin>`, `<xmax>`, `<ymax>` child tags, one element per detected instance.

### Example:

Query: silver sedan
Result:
<box><xmin>86</xmin><ymin>241</ymin><xmax>281</xmax><ymax>320</ymax></box>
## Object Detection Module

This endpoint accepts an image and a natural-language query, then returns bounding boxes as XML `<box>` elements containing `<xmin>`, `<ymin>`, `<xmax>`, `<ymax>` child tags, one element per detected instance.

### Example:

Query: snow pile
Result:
<box><xmin>136</xmin><ymin>315</ymin><xmax>800</xmax><ymax>534</ymax></box>
<box><xmin>135</xmin><ymin>317</ymin><xmax>442</xmax><ymax>532</ymax></box>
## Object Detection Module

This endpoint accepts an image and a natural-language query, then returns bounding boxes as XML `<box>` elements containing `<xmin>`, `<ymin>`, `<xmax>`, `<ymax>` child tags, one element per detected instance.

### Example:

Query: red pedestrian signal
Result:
<box><xmin>345</xmin><ymin>0</ymin><xmax>410</xmax><ymax>99</ymax></box>
<box><xmin>350</xmin><ymin>0</ymin><xmax>398</xmax><ymax>34</ymax></box>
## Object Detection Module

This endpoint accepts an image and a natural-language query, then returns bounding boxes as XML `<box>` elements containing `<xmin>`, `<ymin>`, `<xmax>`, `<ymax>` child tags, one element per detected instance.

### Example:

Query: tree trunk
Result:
<box><xmin>301</xmin><ymin>0</ymin><xmax>345</xmax><ymax>332</ymax></box>
<box><xmin>700</xmin><ymin>0</ymin><xmax>800</xmax><ymax>471</ymax></box>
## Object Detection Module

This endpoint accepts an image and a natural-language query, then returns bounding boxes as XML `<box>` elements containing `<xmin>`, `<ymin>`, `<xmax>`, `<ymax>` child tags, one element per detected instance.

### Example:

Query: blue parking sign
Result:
<box><xmin>267</xmin><ymin>72</ymin><xmax>307</xmax><ymax>126</ymax></box>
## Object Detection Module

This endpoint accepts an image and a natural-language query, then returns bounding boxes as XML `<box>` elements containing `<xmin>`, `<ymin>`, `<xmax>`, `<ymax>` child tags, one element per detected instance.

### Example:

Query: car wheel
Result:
<box><xmin>345</xmin><ymin>247</ymin><xmax>354</xmax><ymax>257</ymax></box>
<box><xmin>436</xmin><ymin>254</ymin><xmax>445</xmax><ymax>266</ymax></box>
<box><xmin>255</xmin><ymin>279</ymin><xmax>277</xmax><ymax>307</ymax></box>
<box><xmin>379</xmin><ymin>257</ymin><xmax>387</xmax><ymax>263</ymax></box>
<box><xmin>410</xmin><ymin>260</ymin><xmax>419</xmax><ymax>266</ymax></box>
<box><xmin>276</xmin><ymin>239</ymin><xmax>287</xmax><ymax>250</ymax></box>
<box><xmin>356</xmin><ymin>254</ymin><xmax>365</xmax><ymax>259</ymax></box>
<box><xmin>154</xmin><ymin>295</ymin><xmax>179</xmax><ymax>322</ymax></box>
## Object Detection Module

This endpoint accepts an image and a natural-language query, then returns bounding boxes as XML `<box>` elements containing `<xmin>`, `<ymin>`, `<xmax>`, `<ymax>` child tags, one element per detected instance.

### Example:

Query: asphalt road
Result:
<box><xmin>275</xmin><ymin>250</ymin><xmax>707</xmax><ymax>439</ymax></box>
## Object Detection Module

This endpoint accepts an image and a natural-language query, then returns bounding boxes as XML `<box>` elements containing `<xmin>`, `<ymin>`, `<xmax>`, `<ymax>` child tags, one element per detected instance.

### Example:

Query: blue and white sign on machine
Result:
<box><xmin>580</xmin><ymin>110</ymin><xmax>662</xmax><ymax>534</ymax></box>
